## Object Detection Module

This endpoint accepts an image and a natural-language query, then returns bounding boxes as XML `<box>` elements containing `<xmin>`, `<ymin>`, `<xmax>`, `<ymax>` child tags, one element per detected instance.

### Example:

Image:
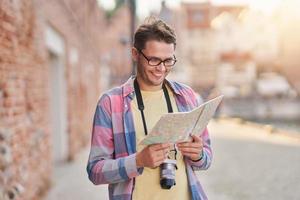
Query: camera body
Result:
<box><xmin>160</xmin><ymin>159</ymin><xmax>177</xmax><ymax>189</ymax></box>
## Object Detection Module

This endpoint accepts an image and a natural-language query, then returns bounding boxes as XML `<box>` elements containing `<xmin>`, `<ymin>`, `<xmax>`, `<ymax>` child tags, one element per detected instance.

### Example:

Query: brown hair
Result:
<box><xmin>133</xmin><ymin>17</ymin><xmax>176</xmax><ymax>51</ymax></box>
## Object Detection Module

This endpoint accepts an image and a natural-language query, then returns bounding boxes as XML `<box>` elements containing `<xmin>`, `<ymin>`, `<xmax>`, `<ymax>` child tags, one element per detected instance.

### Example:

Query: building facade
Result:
<box><xmin>0</xmin><ymin>0</ymin><xmax>131</xmax><ymax>199</ymax></box>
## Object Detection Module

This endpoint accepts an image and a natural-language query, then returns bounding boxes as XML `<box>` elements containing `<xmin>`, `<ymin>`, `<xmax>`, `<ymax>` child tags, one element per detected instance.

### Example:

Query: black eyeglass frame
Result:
<box><xmin>138</xmin><ymin>49</ymin><xmax>177</xmax><ymax>67</ymax></box>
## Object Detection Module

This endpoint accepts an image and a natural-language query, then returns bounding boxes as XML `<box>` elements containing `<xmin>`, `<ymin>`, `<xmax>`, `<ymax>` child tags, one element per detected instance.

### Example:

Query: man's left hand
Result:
<box><xmin>176</xmin><ymin>135</ymin><xmax>203</xmax><ymax>161</ymax></box>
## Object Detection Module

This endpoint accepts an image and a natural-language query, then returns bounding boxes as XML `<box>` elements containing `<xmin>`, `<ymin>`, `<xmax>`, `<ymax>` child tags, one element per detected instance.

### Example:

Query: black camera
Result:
<box><xmin>160</xmin><ymin>159</ymin><xmax>177</xmax><ymax>189</ymax></box>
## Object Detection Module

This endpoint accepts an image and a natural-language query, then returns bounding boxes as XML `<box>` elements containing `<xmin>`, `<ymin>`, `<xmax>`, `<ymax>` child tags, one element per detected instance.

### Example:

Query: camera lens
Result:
<box><xmin>160</xmin><ymin>178</ymin><xmax>176</xmax><ymax>189</ymax></box>
<box><xmin>160</xmin><ymin>159</ymin><xmax>177</xmax><ymax>189</ymax></box>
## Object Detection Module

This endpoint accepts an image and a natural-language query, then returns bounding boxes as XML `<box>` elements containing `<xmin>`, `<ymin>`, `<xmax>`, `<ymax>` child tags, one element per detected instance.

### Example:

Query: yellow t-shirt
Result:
<box><xmin>131</xmin><ymin>87</ymin><xmax>190</xmax><ymax>200</ymax></box>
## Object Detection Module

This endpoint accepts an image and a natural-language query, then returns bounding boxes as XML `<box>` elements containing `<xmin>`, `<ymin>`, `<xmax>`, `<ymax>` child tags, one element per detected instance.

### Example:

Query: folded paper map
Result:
<box><xmin>139</xmin><ymin>95</ymin><xmax>224</xmax><ymax>145</ymax></box>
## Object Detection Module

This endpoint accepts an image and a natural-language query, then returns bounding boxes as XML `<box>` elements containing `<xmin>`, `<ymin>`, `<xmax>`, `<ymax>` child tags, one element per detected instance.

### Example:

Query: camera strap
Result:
<box><xmin>133</xmin><ymin>78</ymin><xmax>173</xmax><ymax>136</ymax></box>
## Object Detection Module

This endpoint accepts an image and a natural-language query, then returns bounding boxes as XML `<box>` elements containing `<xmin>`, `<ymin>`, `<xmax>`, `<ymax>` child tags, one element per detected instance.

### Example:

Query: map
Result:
<box><xmin>139</xmin><ymin>95</ymin><xmax>224</xmax><ymax>145</ymax></box>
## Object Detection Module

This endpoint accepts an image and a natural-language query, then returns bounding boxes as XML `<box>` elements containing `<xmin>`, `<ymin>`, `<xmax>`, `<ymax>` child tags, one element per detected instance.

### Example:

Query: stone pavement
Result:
<box><xmin>44</xmin><ymin>119</ymin><xmax>300</xmax><ymax>200</ymax></box>
<box><xmin>200</xmin><ymin>119</ymin><xmax>300</xmax><ymax>200</ymax></box>
<box><xmin>44</xmin><ymin>148</ymin><xmax>108</xmax><ymax>200</ymax></box>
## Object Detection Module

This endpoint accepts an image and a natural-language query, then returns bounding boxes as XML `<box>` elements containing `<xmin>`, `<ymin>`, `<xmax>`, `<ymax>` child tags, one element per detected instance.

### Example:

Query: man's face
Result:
<box><xmin>133</xmin><ymin>40</ymin><xmax>175</xmax><ymax>91</ymax></box>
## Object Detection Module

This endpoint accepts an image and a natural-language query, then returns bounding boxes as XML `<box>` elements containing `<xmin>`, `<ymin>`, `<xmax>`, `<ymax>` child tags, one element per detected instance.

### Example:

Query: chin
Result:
<box><xmin>150</xmin><ymin>77</ymin><xmax>165</xmax><ymax>85</ymax></box>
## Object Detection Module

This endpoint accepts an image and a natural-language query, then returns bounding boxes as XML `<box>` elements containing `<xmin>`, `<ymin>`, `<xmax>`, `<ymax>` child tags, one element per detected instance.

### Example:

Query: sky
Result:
<box><xmin>98</xmin><ymin>0</ymin><xmax>283</xmax><ymax>18</ymax></box>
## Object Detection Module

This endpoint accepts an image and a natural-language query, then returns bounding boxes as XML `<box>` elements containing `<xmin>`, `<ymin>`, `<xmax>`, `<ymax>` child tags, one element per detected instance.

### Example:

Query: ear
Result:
<box><xmin>132</xmin><ymin>47</ymin><xmax>139</xmax><ymax>62</ymax></box>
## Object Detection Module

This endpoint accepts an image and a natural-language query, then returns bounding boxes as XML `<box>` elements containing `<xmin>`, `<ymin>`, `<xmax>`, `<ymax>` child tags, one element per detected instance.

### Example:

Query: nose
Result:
<box><xmin>155</xmin><ymin>62</ymin><xmax>166</xmax><ymax>71</ymax></box>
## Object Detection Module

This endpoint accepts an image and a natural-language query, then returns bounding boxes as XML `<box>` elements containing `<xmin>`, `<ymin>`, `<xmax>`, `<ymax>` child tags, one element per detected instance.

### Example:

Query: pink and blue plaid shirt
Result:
<box><xmin>87</xmin><ymin>77</ymin><xmax>212</xmax><ymax>200</ymax></box>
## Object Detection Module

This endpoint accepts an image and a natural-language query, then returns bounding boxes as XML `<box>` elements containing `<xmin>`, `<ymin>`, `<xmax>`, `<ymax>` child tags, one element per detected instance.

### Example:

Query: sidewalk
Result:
<box><xmin>199</xmin><ymin>119</ymin><xmax>300</xmax><ymax>200</ymax></box>
<box><xmin>44</xmin><ymin>119</ymin><xmax>300</xmax><ymax>200</ymax></box>
<box><xmin>44</xmin><ymin>148</ymin><xmax>108</xmax><ymax>200</ymax></box>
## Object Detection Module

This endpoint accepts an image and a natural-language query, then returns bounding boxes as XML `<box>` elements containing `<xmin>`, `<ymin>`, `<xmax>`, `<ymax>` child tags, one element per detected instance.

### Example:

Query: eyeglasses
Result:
<box><xmin>138</xmin><ymin>50</ymin><xmax>177</xmax><ymax>67</ymax></box>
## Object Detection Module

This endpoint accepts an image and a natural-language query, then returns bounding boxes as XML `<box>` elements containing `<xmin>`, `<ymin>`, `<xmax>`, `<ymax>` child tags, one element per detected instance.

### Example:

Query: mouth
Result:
<box><xmin>151</xmin><ymin>72</ymin><xmax>164</xmax><ymax>79</ymax></box>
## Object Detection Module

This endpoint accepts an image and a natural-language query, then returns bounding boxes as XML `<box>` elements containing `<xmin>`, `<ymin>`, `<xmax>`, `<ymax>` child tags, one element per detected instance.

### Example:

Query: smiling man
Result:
<box><xmin>87</xmin><ymin>17</ymin><xmax>212</xmax><ymax>200</ymax></box>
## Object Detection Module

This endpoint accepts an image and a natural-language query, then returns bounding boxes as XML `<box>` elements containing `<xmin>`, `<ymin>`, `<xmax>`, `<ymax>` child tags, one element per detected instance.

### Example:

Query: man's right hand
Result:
<box><xmin>136</xmin><ymin>143</ymin><xmax>171</xmax><ymax>168</ymax></box>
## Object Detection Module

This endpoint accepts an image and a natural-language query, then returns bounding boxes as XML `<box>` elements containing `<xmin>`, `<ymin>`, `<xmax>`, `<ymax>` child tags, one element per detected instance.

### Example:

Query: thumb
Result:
<box><xmin>191</xmin><ymin>135</ymin><xmax>201</xmax><ymax>143</ymax></box>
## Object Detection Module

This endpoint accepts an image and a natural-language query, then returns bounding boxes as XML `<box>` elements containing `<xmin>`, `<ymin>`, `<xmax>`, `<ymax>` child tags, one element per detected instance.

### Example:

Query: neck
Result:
<box><xmin>136</xmin><ymin>77</ymin><xmax>163</xmax><ymax>91</ymax></box>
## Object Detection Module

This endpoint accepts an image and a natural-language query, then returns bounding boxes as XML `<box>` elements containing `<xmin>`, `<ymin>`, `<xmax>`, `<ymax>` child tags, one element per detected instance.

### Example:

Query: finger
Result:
<box><xmin>176</xmin><ymin>142</ymin><xmax>188</xmax><ymax>146</ymax></box>
<box><xmin>155</xmin><ymin>155</ymin><xmax>168</xmax><ymax>165</ymax></box>
<box><xmin>178</xmin><ymin>147</ymin><xmax>201</xmax><ymax>154</ymax></box>
<box><xmin>177</xmin><ymin>137</ymin><xmax>202</xmax><ymax>146</ymax></box>
<box><xmin>182</xmin><ymin>153</ymin><xmax>202</xmax><ymax>161</ymax></box>
<box><xmin>151</xmin><ymin>156</ymin><xmax>166</xmax><ymax>168</ymax></box>
<box><xmin>153</xmin><ymin>151</ymin><xmax>167</xmax><ymax>162</ymax></box>
<box><xmin>176</xmin><ymin>142</ymin><xmax>191</xmax><ymax>148</ymax></box>
<box><xmin>192</xmin><ymin>135</ymin><xmax>202</xmax><ymax>143</ymax></box>
<box><xmin>181</xmin><ymin>152</ymin><xmax>201</xmax><ymax>158</ymax></box>
<box><xmin>151</xmin><ymin>143</ymin><xmax>171</xmax><ymax>151</ymax></box>
<box><xmin>177</xmin><ymin>142</ymin><xmax>201</xmax><ymax>148</ymax></box>
<box><xmin>153</xmin><ymin>160</ymin><xmax>164</xmax><ymax>168</ymax></box>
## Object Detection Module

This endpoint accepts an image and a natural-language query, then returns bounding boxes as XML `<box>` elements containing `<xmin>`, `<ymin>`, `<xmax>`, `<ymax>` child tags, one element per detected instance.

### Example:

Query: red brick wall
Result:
<box><xmin>37</xmin><ymin>0</ymin><xmax>105</xmax><ymax>160</ymax></box>
<box><xmin>0</xmin><ymin>0</ymin><xmax>52</xmax><ymax>199</ymax></box>
<box><xmin>103</xmin><ymin>6</ymin><xmax>132</xmax><ymax>86</ymax></box>
<box><xmin>0</xmin><ymin>0</ymin><xmax>132</xmax><ymax>199</ymax></box>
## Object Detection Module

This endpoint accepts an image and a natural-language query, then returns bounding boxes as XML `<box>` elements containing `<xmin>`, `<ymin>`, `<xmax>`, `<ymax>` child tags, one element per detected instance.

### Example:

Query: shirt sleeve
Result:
<box><xmin>86</xmin><ymin>94</ymin><xmax>143</xmax><ymax>185</ymax></box>
<box><xmin>187</xmin><ymin>128</ymin><xmax>213</xmax><ymax>170</ymax></box>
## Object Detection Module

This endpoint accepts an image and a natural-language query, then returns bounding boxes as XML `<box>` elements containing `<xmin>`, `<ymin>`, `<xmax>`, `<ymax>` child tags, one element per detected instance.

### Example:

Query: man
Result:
<box><xmin>87</xmin><ymin>17</ymin><xmax>212</xmax><ymax>200</ymax></box>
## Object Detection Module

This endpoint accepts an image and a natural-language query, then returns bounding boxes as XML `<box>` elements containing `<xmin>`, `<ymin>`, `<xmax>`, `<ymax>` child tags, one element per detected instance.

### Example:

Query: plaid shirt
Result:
<box><xmin>87</xmin><ymin>77</ymin><xmax>212</xmax><ymax>200</ymax></box>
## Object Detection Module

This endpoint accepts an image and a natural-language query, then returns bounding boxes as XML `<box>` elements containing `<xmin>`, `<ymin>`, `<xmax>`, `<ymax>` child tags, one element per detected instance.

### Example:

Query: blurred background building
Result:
<box><xmin>1</xmin><ymin>0</ymin><xmax>300</xmax><ymax>199</ymax></box>
<box><xmin>154</xmin><ymin>0</ymin><xmax>300</xmax><ymax>123</ymax></box>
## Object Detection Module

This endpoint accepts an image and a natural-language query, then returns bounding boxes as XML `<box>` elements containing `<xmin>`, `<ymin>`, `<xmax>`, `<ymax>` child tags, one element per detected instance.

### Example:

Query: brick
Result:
<box><xmin>0</xmin><ymin>0</ymin><xmax>132</xmax><ymax>199</ymax></box>
<box><xmin>1</xmin><ymin>20</ymin><xmax>16</xmax><ymax>33</ymax></box>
